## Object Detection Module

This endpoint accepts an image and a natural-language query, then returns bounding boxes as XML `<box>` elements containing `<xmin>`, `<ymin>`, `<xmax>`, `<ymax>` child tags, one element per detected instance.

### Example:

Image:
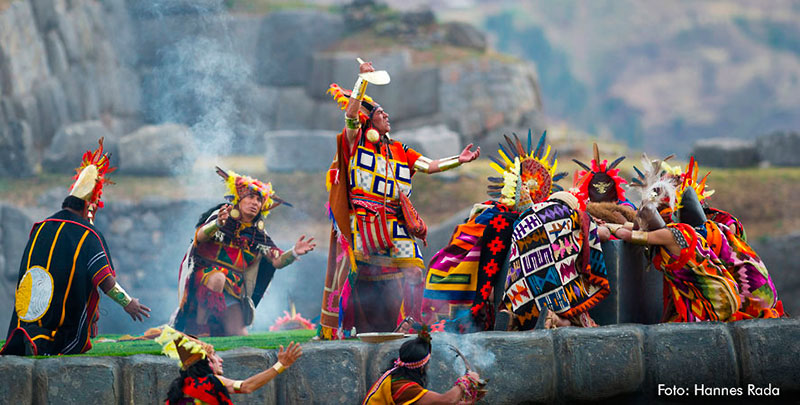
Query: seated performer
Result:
<box><xmin>421</xmin><ymin>131</ymin><xmax>553</xmax><ymax>332</ymax></box>
<box><xmin>493</xmin><ymin>133</ymin><xmax>610</xmax><ymax>329</ymax></box>
<box><xmin>157</xmin><ymin>326</ymin><xmax>302</xmax><ymax>404</ymax></box>
<box><xmin>319</xmin><ymin>59</ymin><xmax>480</xmax><ymax>339</ymax></box>
<box><xmin>611</xmin><ymin>155</ymin><xmax>782</xmax><ymax>322</ymax></box>
<box><xmin>1</xmin><ymin>139</ymin><xmax>150</xmax><ymax>356</ymax></box>
<box><xmin>572</xmin><ymin>143</ymin><xmax>636</xmax><ymax>227</ymax></box>
<box><xmin>363</xmin><ymin>328</ymin><xmax>485</xmax><ymax>405</ymax></box>
<box><xmin>172</xmin><ymin>168</ymin><xmax>315</xmax><ymax>336</ymax></box>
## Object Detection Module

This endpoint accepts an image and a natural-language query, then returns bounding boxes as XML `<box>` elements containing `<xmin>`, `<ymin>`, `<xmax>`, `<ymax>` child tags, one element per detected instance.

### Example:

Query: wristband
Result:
<box><xmin>272</xmin><ymin>361</ymin><xmax>286</xmax><ymax>374</ymax></box>
<box><xmin>106</xmin><ymin>282</ymin><xmax>133</xmax><ymax>307</ymax></box>
<box><xmin>199</xmin><ymin>220</ymin><xmax>221</xmax><ymax>237</ymax></box>
<box><xmin>437</xmin><ymin>155</ymin><xmax>462</xmax><ymax>172</ymax></box>
<box><xmin>291</xmin><ymin>246</ymin><xmax>300</xmax><ymax>259</ymax></box>
<box><xmin>345</xmin><ymin>116</ymin><xmax>361</xmax><ymax>129</ymax></box>
<box><xmin>233</xmin><ymin>380</ymin><xmax>243</xmax><ymax>393</ymax></box>
<box><xmin>631</xmin><ymin>230</ymin><xmax>649</xmax><ymax>245</ymax></box>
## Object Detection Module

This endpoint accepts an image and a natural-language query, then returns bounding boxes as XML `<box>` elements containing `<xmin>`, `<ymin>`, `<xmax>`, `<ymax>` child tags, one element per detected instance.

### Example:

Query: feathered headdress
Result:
<box><xmin>215</xmin><ymin>167</ymin><xmax>291</xmax><ymax>219</ymax></box>
<box><xmin>675</xmin><ymin>156</ymin><xmax>714</xmax><ymax>206</ymax></box>
<box><xmin>327</xmin><ymin>83</ymin><xmax>379</xmax><ymax>125</ymax></box>
<box><xmin>68</xmin><ymin>137</ymin><xmax>115</xmax><ymax>208</ymax></box>
<box><xmin>630</xmin><ymin>153</ymin><xmax>678</xmax><ymax>213</ymax></box>
<box><xmin>155</xmin><ymin>326</ymin><xmax>215</xmax><ymax>370</ymax></box>
<box><xmin>572</xmin><ymin>143</ymin><xmax>627</xmax><ymax>204</ymax></box>
<box><xmin>487</xmin><ymin>130</ymin><xmax>567</xmax><ymax>210</ymax></box>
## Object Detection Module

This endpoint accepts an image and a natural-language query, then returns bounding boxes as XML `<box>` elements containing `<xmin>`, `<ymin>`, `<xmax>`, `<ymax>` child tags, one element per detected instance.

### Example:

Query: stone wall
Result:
<box><xmin>0</xmin><ymin>1</ymin><xmax>545</xmax><ymax>173</ymax></box>
<box><xmin>0</xmin><ymin>319</ymin><xmax>797</xmax><ymax>404</ymax></box>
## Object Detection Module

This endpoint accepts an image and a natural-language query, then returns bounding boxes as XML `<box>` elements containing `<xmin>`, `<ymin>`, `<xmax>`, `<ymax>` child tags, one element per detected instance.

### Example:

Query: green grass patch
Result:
<box><xmin>1</xmin><ymin>330</ymin><xmax>317</xmax><ymax>358</ymax></box>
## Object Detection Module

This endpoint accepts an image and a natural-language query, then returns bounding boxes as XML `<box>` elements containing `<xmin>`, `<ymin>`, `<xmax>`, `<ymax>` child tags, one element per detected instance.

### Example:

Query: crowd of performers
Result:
<box><xmin>0</xmin><ymin>59</ymin><xmax>786</xmax><ymax>404</ymax></box>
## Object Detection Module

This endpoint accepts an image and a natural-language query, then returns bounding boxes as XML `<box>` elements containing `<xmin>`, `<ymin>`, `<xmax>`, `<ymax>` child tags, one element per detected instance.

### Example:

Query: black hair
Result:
<box><xmin>165</xmin><ymin>359</ymin><xmax>229</xmax><ymax>404</ymax></box>
<box><xmin>62</xmin><ymin>195</ymin><xmax>86</xmax><ymax>211</ymax></box>
<box><xmin>383</xmin><ymin>337</ymin><xmax>431</xmax><ymax>388</ymax></box>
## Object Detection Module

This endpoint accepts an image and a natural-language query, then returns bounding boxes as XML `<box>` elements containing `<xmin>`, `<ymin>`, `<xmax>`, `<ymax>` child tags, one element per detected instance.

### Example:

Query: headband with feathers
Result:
<box><xmin>487</xmin><ymin>130</ymin><xmax>567</xmax><ymax>209</ymax></box>
<box><xmin>572</xmin><ymin>143</ymin><xmax>627</xmax><ymax>203</ymax></box>
<box><xmin>69</xmin><ymin>137</ymin><xmax>115</xmax><ymax>208</ymax></box>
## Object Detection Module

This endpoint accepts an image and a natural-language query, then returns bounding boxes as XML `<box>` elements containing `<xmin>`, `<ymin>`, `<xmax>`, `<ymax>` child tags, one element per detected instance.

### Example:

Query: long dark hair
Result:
<box><xmin>384</xmin><ymin>337</ymin><xmax>431</xmax><ymax>388</ymax></box>
<box><xmin>165</xmin><ymin>359</ymin><xmax>229</xmax><ymax>404</ymax></box>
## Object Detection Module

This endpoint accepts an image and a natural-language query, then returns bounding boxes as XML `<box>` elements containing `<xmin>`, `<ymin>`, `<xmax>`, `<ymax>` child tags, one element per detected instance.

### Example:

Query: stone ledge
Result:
<box><xmin>0</xmin><ymin>320</ymin><xmax>798</xmax><ymax>404</ymax></box>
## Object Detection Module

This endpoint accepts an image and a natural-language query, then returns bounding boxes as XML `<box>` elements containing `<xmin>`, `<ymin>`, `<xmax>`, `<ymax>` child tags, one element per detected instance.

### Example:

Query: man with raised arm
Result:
<box><xmin>319</xmin><ymin>60</ymin><xmax>481</xmax><ymax>339</ymax></box>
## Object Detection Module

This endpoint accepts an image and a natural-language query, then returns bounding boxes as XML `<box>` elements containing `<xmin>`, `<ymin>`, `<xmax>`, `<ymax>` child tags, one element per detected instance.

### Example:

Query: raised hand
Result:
<box><xmin>293</xmin><ymin>235</ymin><xmax>316</xmax><ymax>256</ymax></box>
<box><xmin>124</xmin><ymin>298</ymin><xmax>151</xmax><ymax>322</ymax></box>
<box><xmin>277</xmin><ymin>341</ymin><xmax>303</xmax><ymax>368</ymax></box>
<box><xmin>216</xmin><ymin>204</ymin><xmax>232</xmax><ymax>226</ymax></box>
<box><xmin>359</xmin><ymin>61</ymin><xmax>374</xmax><ymax>73</ymax></box>
<box><xmin>458</xmin><ymin>143</ymin><xmax>481</xmax><ymax>163</ymax></box>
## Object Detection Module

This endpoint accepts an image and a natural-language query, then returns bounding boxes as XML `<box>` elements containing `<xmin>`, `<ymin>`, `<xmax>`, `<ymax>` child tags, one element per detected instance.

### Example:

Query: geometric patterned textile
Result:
<box><xmin>502</xmin><ymin>199</ymin><xmax>609</xmax><ymax>330</ymax></box>
<box><xmin>420</xmin><ymin>200</ymin><xmax>518</xmax><ymax>332</ymax></box>
<box><xmin>698</xmin><ymin>221</ymin><xmax>782</xmax><ymax>320</ymax></box>
<box><xmin>652</xmin><ymin>222</ymin><xmax>744</xmax><ymax>322</ymax></box>
<box><xmin>349</xmin><ymin>139</ymin><xmax>424</xmax><ymax>269</ymax></box>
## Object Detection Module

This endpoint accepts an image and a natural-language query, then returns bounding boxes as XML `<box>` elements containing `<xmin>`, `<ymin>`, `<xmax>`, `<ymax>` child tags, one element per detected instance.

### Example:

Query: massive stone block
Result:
<box><xmin>118</xmin><ymin>123</ymin><xmax>196</xmax><ymax>176</ymax></box>
<box><xmin>279</xmin><ymin>341</ymin><xmax>370</xmax><ymax>404</ymax></box>
<box><xmin>121</xmin><ymin>354</ymin><xmax>177</xmax><ymax>405</ymax></box>
<box><xmin>264</xmin><ymin>130</ymin><xmax>337</xmax><ymax>172</ymax></box>
<box><xmin>33</xmin><ymin>356</ymin><xmax>121</xmax><ymax>405</ymax></box>
<box><xmin>644</xmin><ymin>323</ymin><xmax>738</xmax><ymax>392</ymax></box>
<box><xmin>461</xmin><ymin>332</ymin><xmax>556</xmax><ymax>404</ymax></box>
<box><xmin>0</xmin><ymin>355</ymin><xmax>34</xmax><ymax>404</ymax></box>
<box><xmin>255</xmin><ymin>11</ymin><xmax>345</xmax><ymax>87</ymax></box>
<box><xmin>42</xmin><ymin>120</ymin><xmax>115</xmax><ymax>172</ymax></box>
<box><xmin>555</xmin><ymin>325</ymin><xmax>645</xmax><ymax>401</ymax></box>
<box><xmin>0</xmin><ymin>204</ymin><xmax>34</xmax><ymax>332</ymax></box>
<box><xmin>0</xmin><ymin>120</ymin><xmax>35</xmax><ymax>178</ymax></box>
<box><xmin>391</xmin><ymin>125</ymin><xmax>461</xmax><ymax>161</ymax></box>
<box><xmin>306</xmin><ymin>51</ymin><xmax>412</xmax><ymax>100</ymax></box>
<box><xmin>730</xmin><ymin>318</ymin><xmax>800</xmax><ymax>393</ymax></box>
<box><xmin>0</xmin><ymin>1</ymin><xmax>51</xmax><ymax>97</ymax></box>
<box><xmin>220</xmin><ymin>347</ymin><xmax>278</xmax><ymax>405</ymax></box>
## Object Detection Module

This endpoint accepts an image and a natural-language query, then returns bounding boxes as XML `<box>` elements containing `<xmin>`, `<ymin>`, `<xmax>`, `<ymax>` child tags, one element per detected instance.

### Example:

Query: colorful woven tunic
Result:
<box><xmin>173</xmin><ymin>206</ymin><xmax>280</xmax><ymax>334</ymax></box>
<box><xmin>502</xmin><ymin>200</ymin><xmax>609</xmax><ymax>329</ymax></box>
<box><xmin>422</xmin><ymin>201</ymin><xmax>518</xmax><ymax>332</ymax></box>
<box><xmin>1</xmin><ymin>210</ymin><xmax>115</xmax><ymax>355</ymax></box>
<box><xmin>652</xmin><ymin>223</ymin><xmax>742</xmax><ymax>322</ymax></box>
<box><xmin>698</xmin><ymin>221</ymin><xmax>781</xmax><ymax>319</ymax></box>
<box><xmin>320</xmin><ymin>129</ymin><xmax>425</xmax><ymax>338</ymax></box>
<box><xmin>363</xmin><ymin>373</ymin><xmax>429</xmax><ymax>405</ymax></box>
<box><xmin>348</xmin><ymin>133</ymin><xmax>424</xmax><ymax>269</ymax></box>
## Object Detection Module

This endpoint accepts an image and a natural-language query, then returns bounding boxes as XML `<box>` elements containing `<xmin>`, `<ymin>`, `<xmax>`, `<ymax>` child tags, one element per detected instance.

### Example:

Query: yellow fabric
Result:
<box><xmin>364</xmin><ymin>375</ymin><xmax>395</xmax><ymax>405</ymax></box>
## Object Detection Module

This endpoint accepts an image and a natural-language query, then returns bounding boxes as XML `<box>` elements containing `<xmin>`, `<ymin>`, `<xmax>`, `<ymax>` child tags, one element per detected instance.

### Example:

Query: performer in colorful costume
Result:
<box><xmin>172</xmin><ymin>168</ymin><xmax>315</xmax><ymax>336</ymax></box>
<box><xmin>1</xmin><ymin>139</ymin><xmax>150</xmax><ymax>355</ymax></box>
<box><xmin>158</xmin><ymin>325</ymin><xmax>302</xmax><ymax>404</ymax></box>
<box><xmin>611</xmin><ymin>156</ymin><xmax>782</xmax><ymax>322</ymax></box>
<box><xmin>319</xmin><ymin>60</ymin><xmax>480</xmax><ymax>339</ymax></box>
<box><xmin>363</xmin><ymin>327</ymin><xmax>485</xmax><ymax>405</ymax></box>
<box><xmin>496</xmin><ymin>134</ymin><xmax>610</xmax><ymax>329</ymax></box>
<box><xmin>572</xmin><ymin>143</ymin><xmax>637</xmax><ymax>228</ymax></box>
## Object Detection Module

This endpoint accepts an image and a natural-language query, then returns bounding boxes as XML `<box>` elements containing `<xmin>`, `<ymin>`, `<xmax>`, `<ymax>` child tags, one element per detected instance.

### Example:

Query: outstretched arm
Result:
<box><xmin>219</xmin><ymin>342</ymin><xmax>303</xmax><ymax>394</ymax></box>
<box><xmin>270</xmin><ymin>235</ymin><xmax>316</xmax><ymax>269</ymax></box>
<box><xmin>99</xmin><ymin>276</ymin><xmax>151</xmax><ymax>322</ymax></box>
<box><xmin>413</xmin><ymin>144</ymin><xmax>481</xmax><ymax>174</ymax></box>
<box><xmin>614</xmin><ymin>227</ymin><xmax>681</xmax><ymax>256</ymax></box>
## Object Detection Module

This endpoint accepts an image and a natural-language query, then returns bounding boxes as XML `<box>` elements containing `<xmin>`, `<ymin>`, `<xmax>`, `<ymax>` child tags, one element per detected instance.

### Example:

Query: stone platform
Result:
<box><xmin>0</xmin><ymin>319</ymin><xmax>798</xmax><ymax>404</ymax></box>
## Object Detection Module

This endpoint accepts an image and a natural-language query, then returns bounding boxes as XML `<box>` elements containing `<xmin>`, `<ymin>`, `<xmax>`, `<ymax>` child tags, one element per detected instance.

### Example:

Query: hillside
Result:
<box><xmin>410</xmin><ymin>0</ymin><xmax>800</xmax><ymax>155</ymax></box>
